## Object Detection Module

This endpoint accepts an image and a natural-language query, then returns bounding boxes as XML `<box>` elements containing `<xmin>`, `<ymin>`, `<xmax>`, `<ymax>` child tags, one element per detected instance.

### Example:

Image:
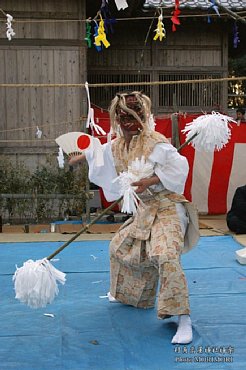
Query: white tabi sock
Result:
<box><xmin>171</xmin><ymin>315</ymin><xmax>193</xmax><ymax>344</ymax></box>
<box><xmin>107</xmin><ymin>292</ymin><xmax>119</xmax><ymax>303</ymax></box>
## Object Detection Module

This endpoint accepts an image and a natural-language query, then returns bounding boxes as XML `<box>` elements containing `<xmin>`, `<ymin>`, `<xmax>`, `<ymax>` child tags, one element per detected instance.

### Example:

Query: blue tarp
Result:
<box><xmin>0</xmin><ymin>235</ymin><xmax>245</xmax><ymax>369</ymax></box>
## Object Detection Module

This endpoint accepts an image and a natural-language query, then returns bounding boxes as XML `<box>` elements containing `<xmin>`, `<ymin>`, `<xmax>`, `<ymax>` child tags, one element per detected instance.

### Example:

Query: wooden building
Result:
<box><xmin>87</xmin><ymin>0</ymin><xmax>245</xmax><ymax>113</ymax></box>
<box><xmin>0</xmin><ymin>0</ymin><xmax>87</xmax><ymax>168</ymax></box>
<box><xmin>0</xmin><ymin>0</ymin><xmax>245</xmax><ymax>168</ymax></box>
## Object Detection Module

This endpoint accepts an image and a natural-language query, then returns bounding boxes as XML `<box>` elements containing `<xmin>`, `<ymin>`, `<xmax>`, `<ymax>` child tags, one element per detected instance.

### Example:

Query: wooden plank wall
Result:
<box><xmin>0</xmin><ymin>0</ymin><xmax>87</xmax><ymax>169</ymax></box>
<box><xmin>88</xmin><ymin>19</ymin><xmax>228</xmax><ymax>114</ymax></box>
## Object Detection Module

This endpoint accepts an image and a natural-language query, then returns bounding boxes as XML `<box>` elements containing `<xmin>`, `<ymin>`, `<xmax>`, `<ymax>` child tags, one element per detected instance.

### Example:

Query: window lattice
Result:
<box><xmin>87</xmin><ymin>73</ymin><xmax>151</xmax><ymax>109</ymax></box>
<box><xmin>159</xmin><ymin>73</ymin><xmax>222</xmax><ymax>110</ymax></box>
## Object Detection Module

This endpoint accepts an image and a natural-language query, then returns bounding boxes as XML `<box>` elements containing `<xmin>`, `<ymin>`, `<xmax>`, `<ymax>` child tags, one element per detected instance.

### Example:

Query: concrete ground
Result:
<box><xmin>0</xmin><ymin>215</ymin><xmax>246</xmax><ymax>248</ymax></box>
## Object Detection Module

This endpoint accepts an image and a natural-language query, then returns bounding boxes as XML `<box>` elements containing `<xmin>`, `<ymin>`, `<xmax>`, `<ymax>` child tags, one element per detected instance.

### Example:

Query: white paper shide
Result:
<box><xmin>182</xmin><ymin>112</ymin><xmax>236</xmax><ymax>152</ymax></box>
<box><xmin>13</xmin><ymin>258</ymin><xmax>66</xmax><ymax>308</ymax></box>
<box><xmin>114</xmin><ymin>156</ymin><xmax>154</xmax><ymax>214</ymax></box>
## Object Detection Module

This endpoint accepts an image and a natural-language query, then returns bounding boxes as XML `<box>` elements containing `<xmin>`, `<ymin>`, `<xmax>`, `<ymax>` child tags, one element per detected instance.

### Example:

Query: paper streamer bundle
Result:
<box><xmin>57</xmin><ymin>147</ymin><xmax>64</xmax><ymax>169</ymax></box>
<box><xmin>13</xmin><ymin>259</ymin><xmax>66</xmax><ymax>309</ymax></box>
<box><xmin>114</xmin><ymin>156</ymin><xmax>154</xmax><ymax>214</ymax></box>
<box><xmin>85</xmin><ymin>82</ymin><xmax>106</xmax><ymax>136</ymax></box>
<box><xmin>13</xmin><ymin>197</ymin><xmax>122</xmax><ymax>309</ymax></box>
<box><xmin>182</xmin><ymin>111</ymin><xmax>237</xmax><ymax>152</ymax></box>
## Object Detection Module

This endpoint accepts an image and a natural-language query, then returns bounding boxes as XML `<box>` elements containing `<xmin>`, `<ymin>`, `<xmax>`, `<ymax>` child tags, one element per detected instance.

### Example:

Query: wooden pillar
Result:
<box><xmin>171</xmin><ymin>93</ymin><xmax>180</xmax><ymax>148</ymax></box>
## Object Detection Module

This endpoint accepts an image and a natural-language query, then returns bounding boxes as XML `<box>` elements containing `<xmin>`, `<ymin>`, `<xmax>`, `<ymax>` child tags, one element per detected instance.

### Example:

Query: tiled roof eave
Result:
<box><xmin>143</xmin><ymin>1</ymin><xmax>246</xmax><ymax>11</ymax></box>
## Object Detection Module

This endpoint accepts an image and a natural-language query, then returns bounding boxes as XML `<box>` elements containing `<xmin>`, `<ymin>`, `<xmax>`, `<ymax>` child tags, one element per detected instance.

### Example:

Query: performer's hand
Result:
<box><xmin>68</xmin><ymin>154</ymin><xmax>86</xmax><ymax>166</ymax></box>
<box><xmin>132</xmin><ymin>175</ymin><xmax>160</xmax><ymax>194</ymax></box>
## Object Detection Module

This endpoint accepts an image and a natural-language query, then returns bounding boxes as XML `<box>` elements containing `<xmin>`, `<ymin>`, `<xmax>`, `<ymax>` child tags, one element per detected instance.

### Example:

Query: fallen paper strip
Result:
<box><xmin>91</xmin><ymin>280</ymin><xmax>103</xmax><ymax>284</ymax></box>
<box><xmin>99</xmin><ymin>292</ymin><xmax>119</xmax><ymax>303</ymax></box>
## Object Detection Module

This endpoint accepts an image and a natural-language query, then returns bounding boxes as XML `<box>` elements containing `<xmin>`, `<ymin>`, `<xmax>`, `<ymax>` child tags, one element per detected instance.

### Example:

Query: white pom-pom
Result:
<box><xmin>113</xmin><ymin>156</ymin><xmax>154</xmax><ymax>214</ymax></box>
<box><xmin>182</xmin><ymin>112</ymin><xmax>237</xmax><ymax>152</ymax></box>
<box><xmin>13</xmin><ymin>259</ymin><xmax>66</xmax><ymax>308</ymax></box>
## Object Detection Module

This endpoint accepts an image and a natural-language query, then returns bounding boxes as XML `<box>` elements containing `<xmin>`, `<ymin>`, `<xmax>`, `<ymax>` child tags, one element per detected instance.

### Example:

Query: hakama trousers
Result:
<box><xmin>109</xmin><ymin>194</ymin><xmax>191</xmax><ymax>318</ymax></box>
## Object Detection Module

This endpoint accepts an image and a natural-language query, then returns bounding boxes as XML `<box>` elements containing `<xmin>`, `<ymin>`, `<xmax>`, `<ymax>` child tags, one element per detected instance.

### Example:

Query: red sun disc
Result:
<box><xmin>77</xmin><ymin>134</ymin><xmax>91</xmax><ymax>150</ymax></box>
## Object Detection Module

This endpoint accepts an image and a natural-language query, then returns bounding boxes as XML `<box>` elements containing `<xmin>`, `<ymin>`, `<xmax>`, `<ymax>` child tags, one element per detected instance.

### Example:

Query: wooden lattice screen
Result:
<box><xmin>87</xmin><ymin>72</ymin><xmax>223</xmax><ymax>113</ymax></box>
<box><xmin>87</xmin><ymin>73</ymin><xmax>152</xmax><ymax>110</ymax></box>
<box><xmin>158</xmin><ymin>73</ymin><xmax>223</xmax><ymax>111</ymax></box>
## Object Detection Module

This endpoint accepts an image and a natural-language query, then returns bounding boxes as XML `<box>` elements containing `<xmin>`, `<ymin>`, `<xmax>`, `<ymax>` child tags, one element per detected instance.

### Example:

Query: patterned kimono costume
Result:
<box><xmin>85</xmin><ymin>131</ymin><xmax>199</xmax><ymax>319</ymax></box>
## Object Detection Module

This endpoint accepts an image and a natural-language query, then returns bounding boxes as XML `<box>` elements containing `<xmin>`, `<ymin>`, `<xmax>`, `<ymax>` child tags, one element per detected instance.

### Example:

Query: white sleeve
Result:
<box><xmin>148</xmin><ymin>142</ymin><xmax>189</xmax><ymax>194</ymax></box>
<box><xmin>85</xmin><ymin>142</ymin><xmax>121</xmax><ymax>202</ymax></box>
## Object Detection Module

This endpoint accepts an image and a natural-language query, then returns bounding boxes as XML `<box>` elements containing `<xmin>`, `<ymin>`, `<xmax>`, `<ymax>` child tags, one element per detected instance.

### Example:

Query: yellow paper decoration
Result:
<box><xmin>153</xmin><ymin>13</ymin><xmax>166</xmax><ymax>42</ymax></box>
<box><xmin>94</xmin><ymin>15</ymin><xmax>110</xmax><ymax>48</ymax></box>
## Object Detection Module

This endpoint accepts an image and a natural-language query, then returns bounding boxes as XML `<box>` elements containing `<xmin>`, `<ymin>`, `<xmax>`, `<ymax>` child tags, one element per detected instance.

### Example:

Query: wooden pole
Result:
<box><xmin>171</xmin><ymin>93</ymin><xmax>180</xmax><ymax>149</ymax></box>
<box><xmin>47</xmin><ymin>196</ymin><xmax>123</xmax><ymax>260</ymax></box>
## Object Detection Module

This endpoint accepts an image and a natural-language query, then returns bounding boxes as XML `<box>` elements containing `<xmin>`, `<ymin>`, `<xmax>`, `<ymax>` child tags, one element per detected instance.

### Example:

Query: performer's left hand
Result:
<box><xmin>132</xmin><ymin>175</ymin><xmax>160</xmax><ymax>193</ymax></box>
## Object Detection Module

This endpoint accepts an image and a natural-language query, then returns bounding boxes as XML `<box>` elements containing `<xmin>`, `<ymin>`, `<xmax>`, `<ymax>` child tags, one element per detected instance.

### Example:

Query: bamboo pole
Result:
<box><xmin>46</xmin><ymin>196</ymin><xmax>122</xmax><ymax>260</ymax></box>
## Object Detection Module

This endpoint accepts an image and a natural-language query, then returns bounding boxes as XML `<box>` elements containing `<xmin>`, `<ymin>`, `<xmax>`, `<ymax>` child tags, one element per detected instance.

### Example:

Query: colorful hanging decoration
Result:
<box><xmin>233</xmin><ymin>21</ymin><xmax>240</xmax><ymax>48</ymax></box>
<box><xmin>171</xmin><ymin>0</ymin><xmax>181</xmax><ymax>32</ymax></box>
<box><xmin>85</xmin><ymin>21</ymin><xmax>92</xmax><ymax>48</ymax></box>
<box><xmin>93</xmin><ymin>22</ymin><xmax>102</xmax><ymax>52</ymax></box>
<box><xmin>207</xmin><ymin>0</ymin><xmax>220</xmax><ymax>24</ymax></box>
<box><xmin>94</xmin><ymin>14</ymin><xmax>110</xmax><ymax>50</ymax></box>
<box><xmin>6</xmin><ymin>13</ymin><xmax>15</xmax><ymax>40</ymax></box>
<box><xmin>101</xmin><ymin>0</ymin><xmax>117</xmax><ymax>34</ymax></box>
<box><xmin>153</xmin><ymin>10</ymin><xmax>166</xmax><ymax>42</ymax></box>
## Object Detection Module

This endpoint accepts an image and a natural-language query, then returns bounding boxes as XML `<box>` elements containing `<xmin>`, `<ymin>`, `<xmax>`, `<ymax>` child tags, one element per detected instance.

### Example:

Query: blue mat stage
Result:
<box><xmin>0</xmin><ymin>235</ymin><xmax>245</xmax><ymax>370</ymax></box>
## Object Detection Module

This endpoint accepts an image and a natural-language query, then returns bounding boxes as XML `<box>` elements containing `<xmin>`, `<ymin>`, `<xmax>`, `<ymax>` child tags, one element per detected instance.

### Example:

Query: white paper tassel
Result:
<box><xmin>182</xmin><ymin>111</ymin><xmax>237</xmax><ymax>152</ymax></box>
<box><xmin>113</xmin><ymin>156</ymin><xmax>154</xmax><ymax>214</ymax></box>
<box><xmin>6</xmin><ymin>14</ymin><xmax>15</xmax><ymax>41</ymax></box>
<box><xmin>57</xmin><ymin>147</ymin><xmax>64</xmax><ymax>169</ymax></box>
<box><xmin>114</xmin><ymin>171</ymin><xmax>141</xmax><ymax>214</ymax></box>
<box><xmin>128</xmin><ymin>155</ymin><xmax>154</xmax><ymax>179</ymax></box>
<box><xmin>86</xmin><ymin>106</ymin><xmax>106</xmax><ymax>135</ymax></box>
<box><xmin>13</xmin><ymin>258</ymin><xmax>66</xmax><ymax>308</ymax></box>
<box><xmin>85</xmin><ymin>82</ymin><xmax>106</xmax><ymax>135</ymax></box>
<box><xmin>148</xmin><ymin>114</ymin><xmax>156</xmax><ymax>131</ymax></box>
<box><xmin>35</xmin><ymin>126</ymin><xmax>42</xmax><ymax>139</ymax></box>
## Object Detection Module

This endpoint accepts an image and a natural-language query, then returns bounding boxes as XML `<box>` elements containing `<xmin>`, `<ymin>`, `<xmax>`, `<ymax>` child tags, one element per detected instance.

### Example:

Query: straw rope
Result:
<box><xmin>0</xmin><ymin>117</ymin><xmax>87</xmax><ymax>134</ymax></box>
<box><xmin>0</xmin><ymin>76</ymin><xmax>246</xmax><ymax>89</ymax></box>
<box><xmin>0</xmin><ymin>76</ymin><xmax>244</xmax><ymax>137</ymax></box>
<box><xmin>0</xmin><ymin>11</ymin><xmax>245</xmax><ymax>24</ymax></box>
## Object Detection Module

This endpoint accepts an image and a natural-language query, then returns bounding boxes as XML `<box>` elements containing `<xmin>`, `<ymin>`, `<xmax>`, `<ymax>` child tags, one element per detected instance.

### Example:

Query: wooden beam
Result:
<box><xmin>214</xmin><ymin>1</ymin><xmax>246</xmax><ymax>25</ymax></box>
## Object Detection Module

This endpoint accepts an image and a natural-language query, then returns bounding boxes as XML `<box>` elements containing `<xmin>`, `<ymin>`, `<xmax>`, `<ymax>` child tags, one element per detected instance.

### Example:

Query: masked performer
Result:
<box><xmin>69</xmin><ymin>91</ymin><xmax>199</xmax><ymax>344</ymax></box>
